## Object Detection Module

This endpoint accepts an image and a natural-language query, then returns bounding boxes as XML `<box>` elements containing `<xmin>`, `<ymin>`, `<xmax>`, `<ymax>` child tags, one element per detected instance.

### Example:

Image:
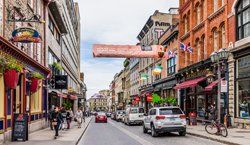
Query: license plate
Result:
<box><xmin>170</xmin><ymin>118</ymin><xmax>175</xmax><ymax>121</ymax></box>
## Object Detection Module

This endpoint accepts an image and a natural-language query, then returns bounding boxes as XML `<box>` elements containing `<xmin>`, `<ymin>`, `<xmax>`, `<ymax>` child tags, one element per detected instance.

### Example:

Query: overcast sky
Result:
<box><xmin>78</xmin><ymin>0</ymin><xmax>179</xmax><ymax>98</ymax></box>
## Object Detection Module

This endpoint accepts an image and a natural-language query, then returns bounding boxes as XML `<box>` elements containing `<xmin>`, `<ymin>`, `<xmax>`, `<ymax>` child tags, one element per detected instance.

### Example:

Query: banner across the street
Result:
<box><xmin>92</xmin><ymin>44</ymin><xmax>167</xmax><ymax>58</ymax></box>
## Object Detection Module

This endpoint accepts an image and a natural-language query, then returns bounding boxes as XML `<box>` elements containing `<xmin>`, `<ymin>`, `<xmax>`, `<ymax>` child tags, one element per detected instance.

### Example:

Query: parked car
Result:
<box><xmin>111</xmin><ymin>112</ymin><xmax>116</xmax><ymax>120</ymax></box>
<box><xmin>116</xmin><ymin>110</ymin><xmax>125</xmax><ymax>121</ymax></box>
<box><xmin>143</xmin><ymin>106</ymin><xmax>186</xmax><ymax>137</ymax></box>
<box><xmin>124</xmin><ymin>107</ymin><xmax>144</xmax><ymax>125</ymax></box>
<box><xmin>95</xmin><ymin>112</ymin><xmax>108</xmax><ymax>123</ymax></box>
<box><xmin>106</xmin><ymin>112</ymin><xmax>112</xmax><ymax>117</ymax></box>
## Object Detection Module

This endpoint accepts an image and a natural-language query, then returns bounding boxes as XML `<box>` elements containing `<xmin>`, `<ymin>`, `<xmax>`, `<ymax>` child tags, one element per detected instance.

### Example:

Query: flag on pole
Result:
<box><xmin>180</xmin><ymin>42</ymin><xmax>193</xmax><ymax>53</ymax></box>
<box><xmin>168</xmin><ymin>50</ymin><xmax>178</xmax><ymax>58</ymax></box>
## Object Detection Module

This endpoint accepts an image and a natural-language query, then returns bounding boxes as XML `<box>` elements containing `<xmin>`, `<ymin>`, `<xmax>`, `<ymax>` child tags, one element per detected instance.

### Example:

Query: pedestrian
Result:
<box><xmin>75</xmin><ymin>108</ymin><xmax>83</xmax><ymax>128</ymax></box>
<box><xmin>48</xmin><ymin>107</ymin><xmax>54</xmax><ymax>130</ymax></box>
<box><xmin>209</xmin><ymin>104</ymin><xmax>216</xmax><ymax>122</ymax></box>
<box><xmin>51</xmin><ymin>107</ymin><xmax>63</xmax><ymax>139</ymax></box>
<box><xmin>66</xmin><ymin>109</ymin><xmax>71</xmax><ymax>129</ymax></box>
<box><xmin>69</xmin><ymin>108</ymin><xmax>74</xmax><ymax>123</ymax></box>
<box><xmin>60</xmin><ymin>107</ymin><xmax>67</xmax><ymax>130</ymax></box>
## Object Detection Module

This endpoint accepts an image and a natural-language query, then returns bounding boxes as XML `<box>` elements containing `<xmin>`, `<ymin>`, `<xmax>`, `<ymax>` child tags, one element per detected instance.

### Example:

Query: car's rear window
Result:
<box><xmin>130</xmin><ymin>108</ymin><xmax>144</xmax><ymax>113</ymax></box>
<box><xmin>98</xmin><ymin>112</ymin><xmax>106</xmax><ymax>116</ymax></box>
<box><xmin>159</xmin><ymin>108</ymin><xmax>182</xmax><ymax>115</ymax></box>
<box><xmin>117</xmin><ymin>111</ymin><xmax>124</xmax><ymax>114</ymax></box>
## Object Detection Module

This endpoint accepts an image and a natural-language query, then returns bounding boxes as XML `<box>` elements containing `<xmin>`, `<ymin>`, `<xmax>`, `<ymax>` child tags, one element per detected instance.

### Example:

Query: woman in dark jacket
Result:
<box><xmin>51</xmin><ymin>107</ymin><xmax>63</xmax><ymax>139</ymax></box>
<box><xmin>66</xmin><ymin>109</ymin><xmax>71</xmax><ymax>129</ymax></box>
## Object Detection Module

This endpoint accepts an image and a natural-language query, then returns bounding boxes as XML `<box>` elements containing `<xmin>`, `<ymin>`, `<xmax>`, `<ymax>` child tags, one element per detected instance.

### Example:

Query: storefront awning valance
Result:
<box><xmin>205</xmin><ymin>80</ymin><xmax>219</xmax><ymax>91</ymax></box>
<box><xmin>70</xmin><ymin>95</ymin><xmax>77</xmax><ymax>100</ymax></box>
<box><xmin>174</xmin><ymin>77</ymin><xmax>207</xmax><ymax>90</ymax></box>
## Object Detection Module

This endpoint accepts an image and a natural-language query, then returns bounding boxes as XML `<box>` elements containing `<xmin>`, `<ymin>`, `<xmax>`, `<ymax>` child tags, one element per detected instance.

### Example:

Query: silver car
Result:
<box><xmin>143</xmin><ymin>106</ymin><xmax>186</xmax><ymax>137</ymax></box>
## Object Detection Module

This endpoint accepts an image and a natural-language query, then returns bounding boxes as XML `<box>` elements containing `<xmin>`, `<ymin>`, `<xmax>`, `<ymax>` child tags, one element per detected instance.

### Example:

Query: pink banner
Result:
<box><xmin>92</xmin><ymin>44</ymin><xmax>166</xmax><ymax>58</ymax></box>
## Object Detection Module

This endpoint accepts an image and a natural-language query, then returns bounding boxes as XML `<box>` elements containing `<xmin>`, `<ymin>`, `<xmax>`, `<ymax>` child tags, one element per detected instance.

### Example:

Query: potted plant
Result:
<box><xmin>52</xmin><ymin>62</ymin><xmax>62</xmax><ymax>70</ymax></box>
<box><xmin>63</xmin><ymin>102</ymin><xmax>73</xmax><ymax>110</ymax></box>
<box><xmin>30</xmin><ymin>72</ymin><xmax>44</xmax><ymax>93</ymax></box>
<box><xmin>4</xmin><ymin>59</ymin><xmax>22</xmax><ymax>89</ymax></box>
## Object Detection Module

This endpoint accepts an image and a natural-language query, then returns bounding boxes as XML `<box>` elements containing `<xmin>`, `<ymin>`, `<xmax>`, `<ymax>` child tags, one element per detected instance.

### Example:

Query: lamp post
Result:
<box><xmin>210</xmin><ymin>48</ymin><xmax>229</xmax><ymax>123</ymax></box>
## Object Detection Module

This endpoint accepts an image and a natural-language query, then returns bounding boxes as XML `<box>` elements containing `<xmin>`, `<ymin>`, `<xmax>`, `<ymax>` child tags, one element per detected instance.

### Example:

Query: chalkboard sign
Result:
<box><xmin>189</xmin><ymin>116</ymin><xmax>197</xmax><ymax>126</ymax></box>
<box><xmin>12</xmin><ymin>113</ymin><xmax>28</xmax><ymax>141</ymax></box>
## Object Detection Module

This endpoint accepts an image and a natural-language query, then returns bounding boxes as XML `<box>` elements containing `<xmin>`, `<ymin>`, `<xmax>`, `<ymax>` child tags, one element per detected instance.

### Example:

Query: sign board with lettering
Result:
<box><xmin>11</xmin><ymin>27</ymin><xmax>41</xmax><ymax>43</ymax></box>
<box><xmin>221</xmin><ymin>80</ymin><xmax>228</xmax><ymax>93</ymax></box>
<box><xmin>55</xmin><ymin>75</ymin><xmax>68</xmax><ymax>89</ymax></box>
<box><xmin>12</xmin><ymin>113</ymin><xmax>28</xmax><ymax>141</ymax></box>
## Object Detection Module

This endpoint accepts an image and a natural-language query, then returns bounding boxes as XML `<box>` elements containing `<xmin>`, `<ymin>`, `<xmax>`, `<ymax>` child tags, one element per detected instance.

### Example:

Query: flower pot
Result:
<box><xmin>4</xmin><ymin>69</ymin><xmax>20</xmax><ymax>89</ymax></box>
<box><xmin>30</xmin><ymin>78</ymin><xmax>39</xmax><ymax>93</ymax></box>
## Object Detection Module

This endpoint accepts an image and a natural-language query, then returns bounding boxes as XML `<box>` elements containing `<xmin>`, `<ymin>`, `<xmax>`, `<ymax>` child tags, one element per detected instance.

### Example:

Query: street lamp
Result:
<box><xmin>210</xmin><ymin>48</ymin><xmax>229</xmax><ymax>123</ymax></box>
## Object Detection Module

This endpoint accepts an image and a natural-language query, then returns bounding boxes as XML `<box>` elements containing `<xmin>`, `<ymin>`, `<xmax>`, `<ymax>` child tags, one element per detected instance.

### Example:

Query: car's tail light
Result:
<box><xmin>156</xmin><ymin>116</ymin><xmax>165</xmax><ymax>120</ymax></box>
<box><xmin>180</xmin><ymin>114</ymin><xmax>186</xmax><ymax>119</ymax></box>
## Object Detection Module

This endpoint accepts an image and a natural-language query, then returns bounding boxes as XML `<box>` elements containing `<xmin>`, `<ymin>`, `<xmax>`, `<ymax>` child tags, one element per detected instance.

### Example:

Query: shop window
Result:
<box><xmin>197</xmin><ymin>95</ymin><xmax>205</xmax><ymax>118</ymax></box>
<box><xmin>31</xmin><ymin>81</ymin><xmax>42</xmax><ymax>113</ymax></box>
<box><xmin>236</xmin><ymin>0</ymin><xmax>250</xmax><ymax>40</ymax></box>
<box><xmin>237</xmin><ymin>80</ymin><xmax>250</xmax><ymax>118</ymax></box>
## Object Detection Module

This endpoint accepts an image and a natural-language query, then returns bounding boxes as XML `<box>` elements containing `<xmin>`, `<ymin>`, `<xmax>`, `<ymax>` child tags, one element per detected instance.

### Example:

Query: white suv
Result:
<box><xmin>143</xmin><ymin>106</ymin><xmax>186</xmax><ymax>137</ymax></box>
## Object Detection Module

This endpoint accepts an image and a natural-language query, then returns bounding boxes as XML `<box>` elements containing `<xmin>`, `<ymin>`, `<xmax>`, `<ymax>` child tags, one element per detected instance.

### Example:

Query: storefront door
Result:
<box><xmin>197</xmin><ymin>95</ymin><xmax>205</xmax><ymax>118</ymax></box>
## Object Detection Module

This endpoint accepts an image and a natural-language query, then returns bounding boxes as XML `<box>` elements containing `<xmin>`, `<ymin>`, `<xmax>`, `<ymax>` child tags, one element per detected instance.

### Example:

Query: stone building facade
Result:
<box><xmin>0</xmin><ymin>0</ymin><xmax>50</xmax><ymax>142</ymax></box>
<box><xmin>228</xmin><ymin>0</ymin><xmax>250</xmax><ymax>126</ymax></box>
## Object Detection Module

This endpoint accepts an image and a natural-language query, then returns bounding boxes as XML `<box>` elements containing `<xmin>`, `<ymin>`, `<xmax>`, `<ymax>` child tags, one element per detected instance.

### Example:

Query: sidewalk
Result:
<box><xmin>1</xmin><ymin>117</ymin><xmax>92</xmax><ymax>145</ymax></box>
<box><xmin>187</xmin><ymin>124</ymin><xmax>250</xmax><ymax>145</ymax></box>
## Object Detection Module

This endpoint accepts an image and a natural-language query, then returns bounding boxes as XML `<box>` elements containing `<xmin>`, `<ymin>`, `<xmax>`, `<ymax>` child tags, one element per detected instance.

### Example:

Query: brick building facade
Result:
<box><xmin>175</xmin><ymin>0</ymin><xmax>236</xmax><ymax>123</ymax></box>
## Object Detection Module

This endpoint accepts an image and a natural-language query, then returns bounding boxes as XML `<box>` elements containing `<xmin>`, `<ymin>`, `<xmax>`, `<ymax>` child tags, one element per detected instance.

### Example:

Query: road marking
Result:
<box><xmin>109</xmin><ymin>120</ymin><xmax>154</xmax><ymax>145</ymax></box>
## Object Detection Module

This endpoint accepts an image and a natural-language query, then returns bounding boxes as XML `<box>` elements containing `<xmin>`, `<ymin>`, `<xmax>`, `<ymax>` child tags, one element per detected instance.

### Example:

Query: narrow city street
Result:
<box><xmin>78</xmin><ymin>118</ymin><xmax>225</xmax><ymax>145</ymax></box>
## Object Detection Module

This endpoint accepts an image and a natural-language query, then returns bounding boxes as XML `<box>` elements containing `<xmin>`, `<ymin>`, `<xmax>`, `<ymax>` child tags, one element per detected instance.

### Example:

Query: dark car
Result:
<box><xmin>106</xmin><ymin>112</ymin><xmax>112</xmax><ymax>117</ymax></box>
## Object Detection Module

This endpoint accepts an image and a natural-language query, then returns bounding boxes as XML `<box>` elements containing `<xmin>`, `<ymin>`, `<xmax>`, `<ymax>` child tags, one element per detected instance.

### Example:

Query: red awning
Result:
<box><xmin>205</xmin><ymin>80</ymin><xmax>219</xmax><ymax>91</ymax></box>
<box><xmin>57</xmin><ymin>92</ymin><xmax>67</xmax><ymax>98</ymax></box>
<box><xmin>70</xmin><ymin>95</ymin><xmax>77</xmax><ymax>100</ymax></box>
<box><xmin>174</xmin><ymin>77</ymin><xmax>207</xmax><ymax>90</ymax></box>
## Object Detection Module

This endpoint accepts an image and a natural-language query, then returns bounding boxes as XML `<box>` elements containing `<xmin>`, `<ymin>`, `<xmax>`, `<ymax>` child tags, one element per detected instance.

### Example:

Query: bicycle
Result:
<box><xmin>205</xmin><ymin>120</ymin><xmax>228</xmax><ymax>137</ymax></box>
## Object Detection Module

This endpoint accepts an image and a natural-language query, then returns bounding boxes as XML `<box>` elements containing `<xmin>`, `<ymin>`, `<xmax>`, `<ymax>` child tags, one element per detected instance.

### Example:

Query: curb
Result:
<box><xmin>187</xmin><ymin>132</ymin><xmax>240</xmax><ymax>145</ymax></box>
<box><xmin>75</xmin><ymin>117</ymin><xmax>93</xmax><ymax>145</ymax></box>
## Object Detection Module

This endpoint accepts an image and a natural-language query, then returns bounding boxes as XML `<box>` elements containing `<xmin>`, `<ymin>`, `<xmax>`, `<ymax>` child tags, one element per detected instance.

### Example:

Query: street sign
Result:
<box><xmin>221</xmin><ymin>80</ymin><xmax>227</xmax><ymax>93</ymax></box>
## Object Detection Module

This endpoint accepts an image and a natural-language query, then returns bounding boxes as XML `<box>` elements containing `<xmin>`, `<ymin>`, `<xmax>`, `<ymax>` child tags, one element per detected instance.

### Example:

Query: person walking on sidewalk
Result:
<box><xmin>48</xmin><ymin>107</ymin><xmax>54</xmax><ymax>130</ymax></box>
<box><xmin>66</xmin><ymin>109</ymin><xmax>72</xmax><ymax>129</ymax></box>
<box><xmin>60</xmin><ymin>107</ymin><xmax>67</xmax><ymax>130</ymax></box>
<box><xmin>51</xmin><ymin>107</ymin><xmax>63</xmax><ymax>139</ymax></box>
<box><xmin>75</xmin><ymin>108</ymin><xmax>83</xmax><ymax>128</ymax></box>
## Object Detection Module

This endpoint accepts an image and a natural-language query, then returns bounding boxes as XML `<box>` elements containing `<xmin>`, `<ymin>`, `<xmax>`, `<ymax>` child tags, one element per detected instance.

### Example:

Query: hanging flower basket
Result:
<box><xmin>4</xmin><ymin>58</ymin><xmax>22</xmax><ymax>89</ymax></box>
<box><xmin>30</xmin><ymin>78</ymin><xmax>39</xmax><ymax>93</ymax></box>
<box><xmin>4</xmin><ymin>69</ymin><xmax>20</xmax><ymax>89</ymax></box>
<box><xmin>30</xmin><ymin>72</ymin><xmax>44</xmax><ymax>93</ymax></box>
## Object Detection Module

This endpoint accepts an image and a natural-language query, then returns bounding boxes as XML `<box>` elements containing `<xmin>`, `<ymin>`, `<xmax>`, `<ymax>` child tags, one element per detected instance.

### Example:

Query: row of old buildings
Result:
<box><xmin>0</xmin><ymin>0</ymin><xmax>86</xmax><ymax>142</ymax></box>
<box><xmin>109</xmin><ymin>0</ymin><xmax>250</xmax><ymax>127</ymax></box>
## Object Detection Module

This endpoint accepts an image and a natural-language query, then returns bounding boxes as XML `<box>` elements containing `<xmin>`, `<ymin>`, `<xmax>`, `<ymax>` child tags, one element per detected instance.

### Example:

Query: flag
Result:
<box><xmin>168</xmin><ymin>50</ymin><xmax>178</xmax><ymax>58</ymax></box>
<box><xmin>180</xmin><ymin>42</ymin><xmax>193</xmax><ymax>53</ymax></box>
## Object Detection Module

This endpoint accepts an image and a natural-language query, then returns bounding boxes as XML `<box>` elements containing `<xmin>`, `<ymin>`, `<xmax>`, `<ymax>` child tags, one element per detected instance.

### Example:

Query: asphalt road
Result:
<box><xmin>78</xmin><ymin>118</ymin><xmax>225</xmax><ymax>145</ymax></box>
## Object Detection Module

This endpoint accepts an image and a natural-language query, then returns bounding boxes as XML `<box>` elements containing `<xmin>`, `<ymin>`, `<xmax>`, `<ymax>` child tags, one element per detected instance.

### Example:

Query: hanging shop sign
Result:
<box><xmin>12</xmin><ymin>27</ymin><xmax>41</xmax><ymax>43</ymax></box>
<box><xmin>93</xmin><ymin>44</ymin><xmax>167</xmax><ymax>58</ymax></box>
<box><xmin>55</xmin><ymin>75</ymin><xmax>68</xmax><ymax>89</ymax></box>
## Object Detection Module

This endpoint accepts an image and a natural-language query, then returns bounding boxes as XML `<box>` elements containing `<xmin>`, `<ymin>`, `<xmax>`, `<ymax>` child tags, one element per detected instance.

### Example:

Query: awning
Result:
<box><xmin>50</xmin><ymin>91</ymin><xmax>67</xmax><ymax>98</ymax></box>
<box><xmin>70</xmin><ymin>95</ymin><xmax>78</xmax><ymax>100</ymax></box>
<box><xmin>205</xmin><ymin>80</ymin><xmax>219</xmax><ymax>91</ymax></box>
<box><xmin>174</xmin><ymin>77</ymin><xmax>207</xmax><ymax>90</ymax></box>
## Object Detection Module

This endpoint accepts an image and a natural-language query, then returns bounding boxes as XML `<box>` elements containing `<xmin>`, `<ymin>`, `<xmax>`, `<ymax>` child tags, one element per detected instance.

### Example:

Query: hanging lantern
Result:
<box><xmin>152</xmin><ymin>65</ymin><xmax>162</xmax><ymax>75</ymax></box>
<box><xmin>146</xmin><ymin>94</ymin><xmax>152</xmax><ymax>102</ymax></box>
<box><xmin>135</xmin><ymin>96</ymin><xmax>140</xmax><ymax>102</ymax></box>
<box><xmin>140</xmin><ymin>74</ymin><xmax>148</xmax><ymax>80</ymax></box>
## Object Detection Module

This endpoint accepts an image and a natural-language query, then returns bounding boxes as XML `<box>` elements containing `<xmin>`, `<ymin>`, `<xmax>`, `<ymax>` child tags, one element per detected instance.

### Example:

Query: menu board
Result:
<box><xmin>12</xmin><ymin>113</ymin><xmax>28</xmax><ymax>141</ymax></box>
